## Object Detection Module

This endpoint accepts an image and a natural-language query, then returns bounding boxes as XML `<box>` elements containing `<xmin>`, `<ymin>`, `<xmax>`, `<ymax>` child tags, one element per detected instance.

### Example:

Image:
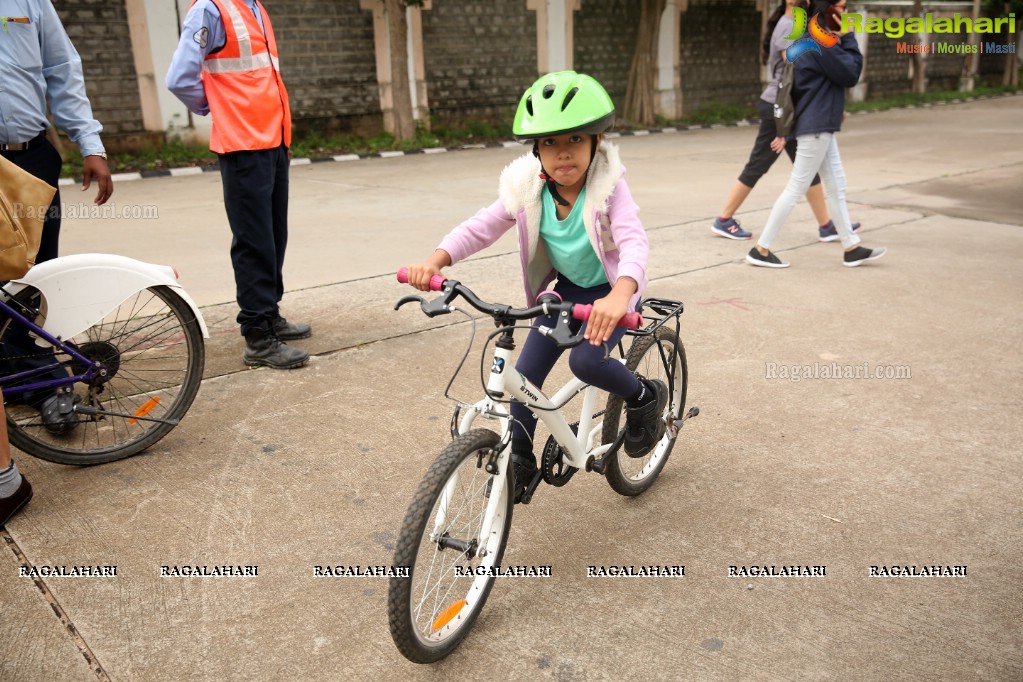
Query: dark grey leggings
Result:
<box><xmin>510</xmin><ymin>277</ymin><xmax>641</xmax><ymax>446</ymax></box>
<box><xmin>738</xmin><ymin>99</ymin><xmax>821</xmax><ymax>189</ymax></box>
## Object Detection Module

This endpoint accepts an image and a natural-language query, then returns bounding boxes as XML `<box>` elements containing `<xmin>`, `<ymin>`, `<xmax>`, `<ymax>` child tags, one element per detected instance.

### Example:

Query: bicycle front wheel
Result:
<box><xmin>601</xmin><ymin>327</ymin><xmax>688</xmax><ymax>496</ymax></box>
<box><xmin>4</xmin><ymin>285</ymin><xmax>205</xmax><ymax>465</ymax></box>
<box><xmin>388</xmin><ymin>428</ymin><xmax>512</xmax><ymax>663</ymax></box>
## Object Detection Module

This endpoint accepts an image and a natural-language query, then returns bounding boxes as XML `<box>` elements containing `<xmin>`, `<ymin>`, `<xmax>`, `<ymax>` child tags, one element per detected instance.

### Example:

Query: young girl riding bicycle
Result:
<box><xmin>405</xmin><ymin>71</ymin><xmax>666</xmax><ymax>501</ymax></box>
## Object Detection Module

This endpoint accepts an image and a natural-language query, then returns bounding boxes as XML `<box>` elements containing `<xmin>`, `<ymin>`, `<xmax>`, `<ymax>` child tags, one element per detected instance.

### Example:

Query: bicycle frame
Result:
<box><xmin>439</xmin><ymin>344</ymin><xmax>628</xmax><ymax>561</ymax></box>
<box><xmin>0</xmin><ymin>296</ymin><xmax>97</xmax><ymax>399</ymax></box>
<box><xmin>456</xmin><ymin>345</ymin><xmax>623</xmax><ymax>468</ymax></box>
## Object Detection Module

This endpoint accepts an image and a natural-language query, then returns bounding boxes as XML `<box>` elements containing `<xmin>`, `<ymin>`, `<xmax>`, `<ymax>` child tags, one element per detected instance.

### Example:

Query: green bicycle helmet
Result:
<box><xmin>512</xmin><ymin>71</ymin><xmax>615</xmax><ymax>141</ymax></box>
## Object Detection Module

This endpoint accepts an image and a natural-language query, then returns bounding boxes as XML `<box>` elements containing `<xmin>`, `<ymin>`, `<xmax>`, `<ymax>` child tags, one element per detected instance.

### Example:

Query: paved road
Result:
<box><xmin>2</xmin><ymin>95</ymin><xmax>1021</xmax><ymax>681</ymax></box>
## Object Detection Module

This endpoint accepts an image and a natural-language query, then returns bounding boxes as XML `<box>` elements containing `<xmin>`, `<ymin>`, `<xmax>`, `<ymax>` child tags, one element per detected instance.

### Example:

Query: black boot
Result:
<box><xmin>243</xmin><ymin>320</ymin><xmax>309</xmax><ymax>369</ymax></box>
<box><xmin>272</xmin><ymin>316</ymin><xmax>312</xmax><ymax>341</ymax></box>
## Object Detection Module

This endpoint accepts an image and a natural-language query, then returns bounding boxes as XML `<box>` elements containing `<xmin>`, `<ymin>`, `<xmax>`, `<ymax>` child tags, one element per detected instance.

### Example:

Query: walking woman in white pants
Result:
<box><xmin>747</xmin><ymin>0</ymin><xmax>886</xmax><ymax>268</ymax></box>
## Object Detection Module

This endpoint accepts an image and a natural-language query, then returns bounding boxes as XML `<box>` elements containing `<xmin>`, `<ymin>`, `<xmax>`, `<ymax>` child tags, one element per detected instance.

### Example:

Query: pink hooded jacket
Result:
<box><xmin>437</xmin><ymin>141</ymin><xmax>649</xmax><ymax>310</ymax></box>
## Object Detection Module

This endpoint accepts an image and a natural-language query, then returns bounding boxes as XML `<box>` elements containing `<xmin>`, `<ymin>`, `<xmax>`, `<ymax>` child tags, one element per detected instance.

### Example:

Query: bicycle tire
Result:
<box><xmin>3</xmin><ymin>285</ymin><xmax>205</xmax><ymax>465</ymax></box>
<box><xmin>388</xmin><ymin>428</ymin><xmax>512</xmax><ymax>663</ymax></box>
<box><xmin>601</xmin><ymin>328</ymin><xmax>688</xmax><ymax>496</ymax></box>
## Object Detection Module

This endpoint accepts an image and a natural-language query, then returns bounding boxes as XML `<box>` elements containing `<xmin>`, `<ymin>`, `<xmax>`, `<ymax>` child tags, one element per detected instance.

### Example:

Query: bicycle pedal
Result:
<box><xmin>519</xmin><ymin>470</ymin><xmax>544</xmax><ymax>505</ymax></box>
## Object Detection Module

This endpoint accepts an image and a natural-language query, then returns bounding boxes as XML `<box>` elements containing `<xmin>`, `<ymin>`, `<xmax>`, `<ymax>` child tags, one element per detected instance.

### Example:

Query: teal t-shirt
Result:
<box><xmin>539</xmin><ymin>185</ymin><xmax>608</xmax><ymax>288</ymax></box>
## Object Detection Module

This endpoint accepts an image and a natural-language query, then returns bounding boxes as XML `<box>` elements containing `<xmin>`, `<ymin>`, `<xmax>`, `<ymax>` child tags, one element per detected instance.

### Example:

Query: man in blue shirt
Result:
<box><xmin>1</xmin><ymin>0</ymin><xmax>113</xmax><ymax>434</ymax></box>
<box><xmin>167</xmin><ymin>0</ymin><xmax>311</xmax><ymax>370</ymax></box>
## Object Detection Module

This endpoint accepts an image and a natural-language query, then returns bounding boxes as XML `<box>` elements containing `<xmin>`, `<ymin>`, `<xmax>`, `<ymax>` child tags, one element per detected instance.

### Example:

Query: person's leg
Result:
<box><xmin>732</xmin><ymin>100</ymin><xmax>784</xmax><ymax>198</ymax></box>
<box><xmin>220</xmin><ymin>150</ymin><xmax>308</xmax><ymax>368</ymax></box>
<box><xmin>755</xmin><ymin>133</ymin><xmax>832</xmax><ymax>253</ymax></box>
<box><xmin>270</xmin><ymin>145</ymin><xmax>289</xmax><ymax>309</ymax></box>
<box><xmin>0</xmin><ymin>403</ymin><xmax>10</xmax><ymax>472</ymax></box>
<box><xmin>815</xmin><ymin>137</ymin><xmax>886</xmax><ymax>266</ymax></box>
<box><xmin>0</xmin><ymin>142</ymin><xmax>71</xmax><ymax>416</ymax></box>
<box><xmin>510</xmin><ymin>321</ymin><xmax>564</xmax><ymax>448</ymax></box>
<box><xmin>815</xmin><ymin>137</ymin><xmax>860</xmax><ymax>250</ymax></box>
<box><xmin>717</xmin><ymin>181</ymin><xmax>754</xmax><ymax>222</ymax></box>
<box><xmin>806</xmin><ymin>183</ymin><xmax>830</xmax><ymax>226</ymax></box>
<box><xmin>714</xmin><ymin>101</ymin><xmax>777</xmax><ymax>240</ymax></box>
<box><xmin>266</xmin><ymin>146</ymin><xmax>311</xmax><ymax>340</ymax></box>
<box><xmin>0</xmin><ymin>401</ymin><xmax>33</xmax><ymax>527</ymax></box>
<box><xmin>220</xmin><ymin>150</ymin><xmax>281</xmax><ymax>334</ymax></box>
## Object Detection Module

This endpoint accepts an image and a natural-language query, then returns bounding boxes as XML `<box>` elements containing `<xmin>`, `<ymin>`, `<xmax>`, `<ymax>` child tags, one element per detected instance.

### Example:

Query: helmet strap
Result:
<box><xmin>532</xmin><ymin>141</ymin><xmax>571</xmax><ymax>208</ymax></box>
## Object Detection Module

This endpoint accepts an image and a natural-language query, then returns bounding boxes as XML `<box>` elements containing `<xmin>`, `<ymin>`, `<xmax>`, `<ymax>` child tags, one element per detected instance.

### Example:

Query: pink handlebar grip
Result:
<box><xmin>572</xmin><ymin>305</ymin><xmax>642</xmax><ymax>330</ymax></box>
<box><xmin>397</xmin><ymin>268</ymin><xmax>446</xmax><ymax>291</ymax></box>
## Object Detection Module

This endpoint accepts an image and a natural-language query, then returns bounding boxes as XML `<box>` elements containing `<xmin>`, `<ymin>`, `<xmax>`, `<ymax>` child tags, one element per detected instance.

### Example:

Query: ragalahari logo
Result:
<box><xmin>785</xmin><ymin>7</ymin><xmax>841</xmax><ymax>62</ymax></box>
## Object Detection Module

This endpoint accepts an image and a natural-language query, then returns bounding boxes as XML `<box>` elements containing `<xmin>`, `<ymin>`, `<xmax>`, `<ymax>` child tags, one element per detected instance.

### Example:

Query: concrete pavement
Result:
<box><xmin>2</xmin><ymin>95</ymin><xmax>1022</xmax><ymax>681</ymax></box>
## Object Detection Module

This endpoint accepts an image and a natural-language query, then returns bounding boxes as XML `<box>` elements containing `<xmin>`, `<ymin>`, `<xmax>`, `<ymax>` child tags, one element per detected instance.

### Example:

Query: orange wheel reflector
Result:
<box><xmin>129</xmin><ymin>397</ymin><xmax>161</xmax><ymax>424</ymax></box>
<box><xmin>431</xmin><ymin>599</ymin><xmax>467</xmax><ymax>632</ymax></box>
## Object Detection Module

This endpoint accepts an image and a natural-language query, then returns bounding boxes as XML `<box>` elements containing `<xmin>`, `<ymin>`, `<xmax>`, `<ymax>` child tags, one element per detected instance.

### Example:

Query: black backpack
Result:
<box><xmin>773</xmin><ymin>60</ymin><xmax>796</xmax><ymax>138</ymax></box>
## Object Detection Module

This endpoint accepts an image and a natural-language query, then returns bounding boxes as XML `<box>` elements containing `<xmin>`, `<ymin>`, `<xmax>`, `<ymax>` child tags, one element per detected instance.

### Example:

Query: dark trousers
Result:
<box><xmin>510</xmin><ymin>277</ymin><xmax>640</xmax><ymax>445</ymax></box>
<box><xmin>218</xmin><ymin>145</ymin><xmax>290</xmax><ymax>335</ymax></box>
<box><xmin>738</xmin><ymin>99</ymin><xmax>821</xmax><ymax>189</ymax></box>
<box><xmin>1</xmin><ymin>138</ymin><xmax>65</xmax><ymax>404</ymax></box>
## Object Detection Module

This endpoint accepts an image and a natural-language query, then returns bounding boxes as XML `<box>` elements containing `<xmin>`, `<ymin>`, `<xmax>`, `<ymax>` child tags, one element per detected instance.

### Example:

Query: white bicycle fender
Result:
<box><xmin>6</xmin><ymin>253</ymin><xmax>210</xmax><ymax>341</ymax></box>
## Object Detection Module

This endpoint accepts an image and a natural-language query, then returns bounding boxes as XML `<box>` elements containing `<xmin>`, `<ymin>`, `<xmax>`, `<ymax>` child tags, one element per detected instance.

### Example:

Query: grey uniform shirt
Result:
<box><xmin>761</xmin><ymin>15</ymin><xmax>795</xmax><ymax>105</ymax></box>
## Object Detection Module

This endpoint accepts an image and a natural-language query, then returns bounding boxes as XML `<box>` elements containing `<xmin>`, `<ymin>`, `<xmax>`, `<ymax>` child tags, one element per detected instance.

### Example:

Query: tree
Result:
<box><xmin>981</xmin><ymin>0</ymin><xmax>1022</xmax><ymax>87</ymax></box>
<box><xmin>383</xmin><ymin>0</ymin><xmax>418</xmax><ymax>141</ymax></box>
<box><xmin>998</xmin><ymin>0</ymin><xmax>1021</xmax><ymax>86</ymax></box>
<box><xmin>623</xmin><ymin>0</ymin><xmax>667</xmax><ymax>127</ymax></box>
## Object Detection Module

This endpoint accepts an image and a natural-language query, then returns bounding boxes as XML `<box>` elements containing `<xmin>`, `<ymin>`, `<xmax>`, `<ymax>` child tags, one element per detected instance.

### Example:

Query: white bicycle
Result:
<box><xmin>387</xmin><ymin>270</ymin><xmax>698</xmax><ymax>663</ymax></box>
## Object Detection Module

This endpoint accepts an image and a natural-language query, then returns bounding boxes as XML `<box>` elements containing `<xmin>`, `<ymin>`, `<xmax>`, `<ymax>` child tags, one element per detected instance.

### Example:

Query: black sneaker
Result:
<box><xmin>273</xmin><ymin>316</ymin><xmax>312</xmax><ymax>341</ymax></box>
<box><xmin>40</xmin><ymin>391</ymin><xmax>80</xmax><ymax>436</ymax></box>
<box><xmin>243</xmin><ymin>321</ymin><xmax>309</xmax><ymax>369</ymax></box>
<box><xmin>623</xmin><ymin>379</ymin><xmax>668</xmax><ymax>458</ymax></box>
<box><xmin>745</xmin><ymin>247</ymin><xmax>790</xmax><ymax>268</ymax></box>
<box><xmin>0</xmin><ymin>476</ymin><xmax>33</xmax><ymax>528</ymax></box>
<box><xmin>843</xmin><ymin>246</ymin><xmax>887</xmax><ymax>267</ymax></box>
<box><xmin>511</xmin><ymin>453</ymin><xmax>538</xmax><ymax>504</ymax></box>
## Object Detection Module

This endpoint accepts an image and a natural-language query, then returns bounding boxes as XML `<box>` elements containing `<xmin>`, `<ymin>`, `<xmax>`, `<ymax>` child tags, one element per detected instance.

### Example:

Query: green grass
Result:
<box><xmin>845</xmin><ymin>82</ymin><xmax>1021</xmax><ymax>113</ymax></box>
<box><xmin>61</xmin><ymin>82</ymin><xmax>1020</xmax><ymax>176</ymax></box>
<box><xmin>676</xmin><ymin>101</ymin><xmax>759</xmax><ymax>126</ymax></box>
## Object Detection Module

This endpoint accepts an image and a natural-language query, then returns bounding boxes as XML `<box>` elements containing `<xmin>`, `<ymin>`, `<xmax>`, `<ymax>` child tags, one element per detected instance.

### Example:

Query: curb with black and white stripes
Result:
<box><xmin>57</xmin><ymin>91</ymin><xmax>1020</xmax><ymax>186</ymax></box>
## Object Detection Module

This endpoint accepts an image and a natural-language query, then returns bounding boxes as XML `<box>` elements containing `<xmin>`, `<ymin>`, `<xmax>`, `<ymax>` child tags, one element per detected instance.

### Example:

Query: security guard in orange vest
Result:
<box><xmin>167</xmin><ymin>0</ymin><xmax>310</xmax><ymax>369</ymax></box>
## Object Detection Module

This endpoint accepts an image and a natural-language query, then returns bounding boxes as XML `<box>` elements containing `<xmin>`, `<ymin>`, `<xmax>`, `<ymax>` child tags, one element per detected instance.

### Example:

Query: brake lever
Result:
<box><xmin>538</xmin><ymin>315</ymin><xmax>586</xmax><ymax>349</ymax></box>
<box><xmin>395</xmin><ymin>288</ymin><xmax>457</xmax><ymax>318</ymax></box>
<box><xmin>395</xmin><ymin>294</ymin><xmax>425</xmax><ymax>311</ymax></box>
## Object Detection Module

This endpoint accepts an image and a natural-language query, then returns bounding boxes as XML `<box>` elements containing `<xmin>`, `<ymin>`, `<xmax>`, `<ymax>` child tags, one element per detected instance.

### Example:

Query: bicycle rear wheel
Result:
<box><xmin>601</xmin><ymin>327</ymin><xmax>688</xmax><ymax>496</ymax></box>
<box><xmin>388</xmin><ymin>429</ymin><xmax>512</xmax><ymax>663</ymax></box>
<box><xmin>3</xmin><ymin>285</ymin><xmax>205</xmax><ymax>465</ymax></box>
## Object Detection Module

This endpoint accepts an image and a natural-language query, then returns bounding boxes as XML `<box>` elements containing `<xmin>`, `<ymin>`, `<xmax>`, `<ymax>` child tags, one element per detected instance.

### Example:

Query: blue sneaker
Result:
<box><xmin>712</xmin><ymin>217</ymin><xmax>752</xmax><ymax>240</ymax></box>
<box><xmin>819</xmin><ymin>220</ymin><xmax>862</xmax><ymax>242</ymax></box>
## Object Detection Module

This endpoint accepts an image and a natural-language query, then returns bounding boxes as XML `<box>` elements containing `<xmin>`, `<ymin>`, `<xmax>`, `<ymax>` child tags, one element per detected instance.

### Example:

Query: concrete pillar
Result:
<box><xmin>656</xmin><ymin>0</ymin><xmax>687</xmax><ymax>120</ymax></box>
<box><xmin>360</xmin><ymin>0</ymin><xmax>431</xmax><ymax>134</ymax></box>
<box><xmin>527</xmin><ymin>0</ymin><xmax>581</xmax><ymax>74</ymax></box>
<box><xmin>126</xmin><ymin>0</ymin><xmax>202</xmax><ymax>138</ymax></box>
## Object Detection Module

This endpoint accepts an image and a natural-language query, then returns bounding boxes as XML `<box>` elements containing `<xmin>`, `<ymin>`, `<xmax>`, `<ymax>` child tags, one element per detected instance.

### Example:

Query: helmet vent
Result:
<box><xmin>542</xmin><ymin>84</ymin><xmax>557</xmax><ymax>99</ymax></box>
<box><xmin>561</xmin><ymin>87</ymin><xmax>578</xmax><ymax>111</ymax></box>
<box><xmin>525</xmin><ymin>96</ymin><xmax>533</xmax><ymax>116</ymax></box>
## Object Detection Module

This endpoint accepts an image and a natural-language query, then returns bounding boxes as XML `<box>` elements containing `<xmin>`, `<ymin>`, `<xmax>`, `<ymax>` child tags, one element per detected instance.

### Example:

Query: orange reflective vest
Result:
<box><xmin>201</xmin><ymin>0</ymin><xmax>292</xmax><ymax>154</ymax></box>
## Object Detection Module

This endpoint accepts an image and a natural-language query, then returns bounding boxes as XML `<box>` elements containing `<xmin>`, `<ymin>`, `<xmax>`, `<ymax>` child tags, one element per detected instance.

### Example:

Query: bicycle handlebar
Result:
<box><xmin>396</xmin><ymin>268</ymin><xmax>641</xmax><ymax>331</ymax></box>
<box><xmin>397</xmin><ymin>268</ymin><xmax>446</xmax><ymax>292</ymax></box>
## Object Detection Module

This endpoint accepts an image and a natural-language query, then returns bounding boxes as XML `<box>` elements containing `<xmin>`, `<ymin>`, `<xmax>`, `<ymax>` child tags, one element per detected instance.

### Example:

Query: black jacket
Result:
<box><xmin>792</xmin><ymin>33</ymin><xmax>863</xmax><ymax>137</ymax></box>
